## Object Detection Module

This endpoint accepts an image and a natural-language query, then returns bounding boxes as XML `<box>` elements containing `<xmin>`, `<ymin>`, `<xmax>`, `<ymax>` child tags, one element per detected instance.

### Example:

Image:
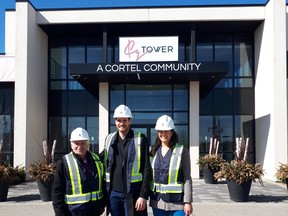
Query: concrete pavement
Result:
<box><xmin>0</xmin><ymin>179</ymin><xmax>287</xmax><ymax>216</ymax></box>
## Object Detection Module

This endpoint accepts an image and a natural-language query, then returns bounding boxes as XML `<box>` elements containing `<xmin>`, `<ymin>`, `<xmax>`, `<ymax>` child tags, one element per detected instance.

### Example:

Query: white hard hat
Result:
<box><xmin>155</xmin><ymin>115</ymin><xmax>175</xmax><ymax>131</ymax></box>
<box><xmin>70</xmin><ymin>127</ymin><xmax>90</xmax><ymax>141</ymax></box>
<box><xmin>113</xmin><ymin>104</ymin><xmax>133</xmax><ymax>118</ymax></box>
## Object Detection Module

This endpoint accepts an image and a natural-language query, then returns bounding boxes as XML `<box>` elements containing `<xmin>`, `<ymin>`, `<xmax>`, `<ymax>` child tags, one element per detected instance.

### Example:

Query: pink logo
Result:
<box><xmin>123</xmin><ymin>39</ymin><xmax>148</xmax><ymax>61</ymax></box>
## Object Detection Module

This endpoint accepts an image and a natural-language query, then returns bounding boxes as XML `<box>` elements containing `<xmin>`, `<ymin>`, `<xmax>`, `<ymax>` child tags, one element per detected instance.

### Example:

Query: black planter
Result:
<box><xmin>0</xmin><ymin>181</ymin><xmax>9</xmax><ymax>202</ymax></box>
<box><xmin>226</xmin><ymin>179</ymin><xmax>252</xmax><ymax>202</ymax></box>
<box><xmin>286</xmin><ymin>179</ymin><xmax>288</xmax><ymax>191</ymax></box>
<box><xmin>203</xmin><ymin>167</ymin><xmax>218</xmax><ymax>184</ymax></box>
<box><xmin>37</xmin><ymin>179</ymin><xmax>53</xmax><ymax>202</ymax></box>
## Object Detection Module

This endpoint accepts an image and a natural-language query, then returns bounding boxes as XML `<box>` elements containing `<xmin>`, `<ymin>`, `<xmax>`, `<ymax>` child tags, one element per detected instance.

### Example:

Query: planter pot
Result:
<box><xmin>226</xmin><ymin>179</ymin><xmax>252</xmax><ymax>202</ymax></box>
<box><xmin>0</xmin><ymin>181</ymin><xmax>9</xmax><ymax>202</ymax></box>
<box><xmin>37</xmin><ymin>179</ymin><xmax>53</xmax><ymax>202</ymax></box>
<box><xmin>286</xmin><ymin>179</ymin><xmax>288</xmax><ymax>191</ymax></box>
<box><xmin>203</xmin><ymin>167</ymin><xmax>218</xmax><ymax>184</ymax></box>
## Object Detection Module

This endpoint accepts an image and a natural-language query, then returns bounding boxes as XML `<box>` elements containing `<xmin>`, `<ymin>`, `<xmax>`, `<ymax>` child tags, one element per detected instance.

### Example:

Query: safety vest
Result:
<box><xmin>64</xmin><ymin>152</ymin><xmax>104</xmax><ymax>204</ymax></box>
<box><xmin>150</xmin><ymin>143</ymin><xmax>184</xmax><ymax>194</ymax></box>
<box><xmin>104</xmin><ymin>132</ymin><xmax>143</xmax><ymax>183</ymax></box>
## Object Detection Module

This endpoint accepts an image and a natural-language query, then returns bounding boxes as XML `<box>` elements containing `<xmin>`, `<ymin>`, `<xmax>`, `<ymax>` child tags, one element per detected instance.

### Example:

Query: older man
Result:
<box><xmin>52</xmin><ymin>127</ymin><xmax>106</xmax><ymax>216</ymax></box>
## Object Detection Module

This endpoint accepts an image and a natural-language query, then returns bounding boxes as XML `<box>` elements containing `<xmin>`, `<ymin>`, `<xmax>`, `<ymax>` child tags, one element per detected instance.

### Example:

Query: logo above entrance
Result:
<box><xmin>119</xmin><ymin>36</ymin><xmax>178</xmax><ymax>62</ymax></box>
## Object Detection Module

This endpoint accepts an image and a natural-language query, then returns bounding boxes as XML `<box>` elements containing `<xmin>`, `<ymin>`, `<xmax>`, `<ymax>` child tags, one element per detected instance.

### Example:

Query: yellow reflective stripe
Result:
<box><xmin>65</xmin><ymin>152</ymin><xmax>104</xmax><ymax>204</ymax></box>
<box><xmin>152</xmin><ymin>183</ymin><xmax>184</xmax><ymax>193</ymax></box>
<box><xmin>132</xmin><ymin>133</ymin><xmax>141</xmax><ymax>178</ymax></box>
<box><xmin>106</xmin><ymin>173</ymin><xmax>110</xmax><ymax>182</ymax></box>
<box><xmin>168</xmin><ymin>144</ymin><xmax>183</xmax><ymax>184</ymax></box>
<box><xmin>65</xmin><ymin>190</ymin><xmax>103</xmax><ymax>204</ymax></box>
<box><xmin>65</xmin><ymin>153</ymin><xmax>82</xmax><ymax>194</ymax></box>
<box><xmin>104</xmin><ymin>132</ymin><xmax>116</xmax><ymax>180</ymax></box>
<box><xmin>150</xmin><ymin>144</ymin><xmax>184</xmax><ymax>194</ymax></box>
<box><xmin>174</xmin><ymin>146</ymin><xmax>183</xmax><ymax>183</ymax></box>
<box><xmin>91</xmin><ymin>152</ymin><xmax>103</xmax><ymax>189</ymax></box>
<box><xmin>65</xmin><ymin>154</ymin><xmax>76</xmax><ymax>195</ymax></box>
<box><xmin>72</xmin><ymin>154</ymin><xmax>82</xmax><ymax>194</ymax></box>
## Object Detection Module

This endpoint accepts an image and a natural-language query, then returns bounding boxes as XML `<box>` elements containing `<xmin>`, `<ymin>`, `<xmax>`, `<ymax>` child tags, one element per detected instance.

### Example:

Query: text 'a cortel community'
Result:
<box><xmin>95</xmin><ymin>63</ymin><xmax>202</xmax><ymax>73</ymax></box>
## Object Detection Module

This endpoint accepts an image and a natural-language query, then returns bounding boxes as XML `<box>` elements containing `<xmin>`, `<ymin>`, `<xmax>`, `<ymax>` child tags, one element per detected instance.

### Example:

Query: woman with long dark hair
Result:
<box><xmin>150</xmin><ymin>115</ymin><xmax>193</xmax><ymax>216</ymax></box>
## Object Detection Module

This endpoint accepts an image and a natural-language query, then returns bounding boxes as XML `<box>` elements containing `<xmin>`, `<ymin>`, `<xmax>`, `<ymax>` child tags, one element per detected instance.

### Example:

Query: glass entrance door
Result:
<box><xmin>132</xmin><ymin>125</ymin><xmax>157</xmax><ymax>147</ymax></box>
<box><xmin>109</xmin><ymin>84</ymin><xmax>189</xmax><ymax>147</ymax></box>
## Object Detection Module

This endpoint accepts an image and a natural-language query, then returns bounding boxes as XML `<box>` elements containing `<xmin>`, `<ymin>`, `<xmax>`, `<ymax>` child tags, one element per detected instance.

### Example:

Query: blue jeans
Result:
<box><xmin>152</xmin><ymin>208</ymin><xmax>185</xmax><ymax>216</ymax></box>
<box><xmin>109</xmin><ymin>191</ymin><xmax>128</xmax><ymax>216</ymax></box>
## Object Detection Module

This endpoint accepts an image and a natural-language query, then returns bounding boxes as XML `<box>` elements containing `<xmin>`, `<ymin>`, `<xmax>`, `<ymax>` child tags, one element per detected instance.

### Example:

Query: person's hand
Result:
<box><xmin>135</xmin><ymin>197</ymin><xmax>147</xmax><ymax>211</ymax></box>
<box><xmin>184</xmin><ymin>203</ymin><xmax>193</xmax><ymax>216</ymax></box>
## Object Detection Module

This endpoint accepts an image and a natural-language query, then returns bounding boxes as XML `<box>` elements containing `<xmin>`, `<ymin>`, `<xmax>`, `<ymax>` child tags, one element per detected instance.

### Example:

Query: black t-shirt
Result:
<box><xmin>111</xmin><ymin>131</ymin><xmax>132</xmax><ymax>192</ymax></box>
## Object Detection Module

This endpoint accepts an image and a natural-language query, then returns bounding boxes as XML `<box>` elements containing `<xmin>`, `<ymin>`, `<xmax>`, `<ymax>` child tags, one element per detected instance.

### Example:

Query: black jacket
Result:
<box><xmin>103</xmin><ymin>129</ymin><xmax>152</xmax><ymax>216</ymax></box>
<box><xmin>52</xmin><ymin>151</ymin><xmax>106</xmax><ymax>216</ymax></box>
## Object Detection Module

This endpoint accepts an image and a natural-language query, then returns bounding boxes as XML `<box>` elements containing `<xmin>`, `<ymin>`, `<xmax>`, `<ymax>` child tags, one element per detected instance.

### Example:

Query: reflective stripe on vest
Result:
<box><xmin>105</xmin><ymin>132</ymin><xmax>143</xmax><ymax>183</ymax></box>
<box><xmin>151</xmin><ymin>143</ymin><xmax>184</xmax><ymax>194</ymax></box>
<box><xmin>64</xmin><ymin>152</ymin><xmax>103</xmax><ymax>204</ymax></box>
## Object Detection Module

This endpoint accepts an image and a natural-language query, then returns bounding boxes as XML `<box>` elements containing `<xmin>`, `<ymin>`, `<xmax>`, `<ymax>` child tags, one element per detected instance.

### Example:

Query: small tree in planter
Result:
<box><xmin>28</xmin><ymin>140</ymin><xmax>57</xmax><ymax>201</ymax></box>
<box><xmin>197</xmin><ymin>138</ymin><xmax>225</xmax><ymax>184</ymax></box>
<box><xmin>215</xmin><ymin>137</ymin><xmax>264</xmax><ymax>202</ymax></box>
<box><xmin>0</xmin><ymin>140</ymin><xmax>19</xmax><ymax>201</ymax></box>
<box><xmin>275</xmin><ymin>162</ymin><xmax>288</xmax><ymax>190</ymax></box>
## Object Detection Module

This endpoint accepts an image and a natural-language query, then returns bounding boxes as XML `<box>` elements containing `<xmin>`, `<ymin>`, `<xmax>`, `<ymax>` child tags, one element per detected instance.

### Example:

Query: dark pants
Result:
<box><xmin>109</xmin><ymin>191</ymin><xmax>128</xmax><ymax>216</ymax></box>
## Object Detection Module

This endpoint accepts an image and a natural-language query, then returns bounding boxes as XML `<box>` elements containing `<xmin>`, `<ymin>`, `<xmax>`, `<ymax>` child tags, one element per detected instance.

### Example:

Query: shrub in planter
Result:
<box><xmin>28</xmin><ymin>140</ymin><xmax>57</xmax><ymax>201</ymax></box>
<box><xmin>197</xmin><ymin>138</ymin><xmax>225</xmax><ymax>184</ymax></box>
<box><xmin>275</xmin><ymin>162</ymin><xmax>288</xmax><ymax>190</ymax></box>
<box><xmin>214</xmin><ymin>137</ymin><xmax>264</xmax><ymax>202</ymax></box>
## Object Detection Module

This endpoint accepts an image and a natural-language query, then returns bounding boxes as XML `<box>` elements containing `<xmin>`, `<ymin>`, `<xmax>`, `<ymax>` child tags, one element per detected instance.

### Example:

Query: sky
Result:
<box><xmin>0</xmin><ymin>0</ymin><xmax>269</xmax><ymax>54</ymax></box>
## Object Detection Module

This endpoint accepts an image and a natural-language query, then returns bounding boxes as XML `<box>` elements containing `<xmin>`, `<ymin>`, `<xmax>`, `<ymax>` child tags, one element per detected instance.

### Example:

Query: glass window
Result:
<box><xmin>234</xmin><ymin>78</ymin><xmax>253</xmax><ymax>88</ymax></box>
<box><xmin>50</xmin><ymin>81</ymin><xmax>67</xmax><ymax>90</ymax></box>
<box><xmin>68</xmin><ymin>91</ymin><xmax>86</xmax><ymax>115</ymax></box>
<box><xmin>49</xmin><ymin>91</ymin><xmax>67</xmax><ymax>116</ymax></box>
<box><xmin>87</xmin><ymin>117</ymin><xmax>99</xmax><ymax>153</ymax></box>
<box><xmin>199</xmin><ymin>115</ymin><xmax>233</xmax><ymax>160</ymax></box>
<box><xmin>173</xmin><ymin>112</ymin><xmax>188</xmax><ymax>124</ymax></box>
<box><xmin>50</xmin><ymin>46</ymin><xmax>67</xmax><ymax>79</ymax></box>
<box><xmin>215</xmin><ymin>35</ymin><xmax>233</xmax><ymax>77</ymax></box>
<box><xmin>68</xmin><ymin>46</ymin><xmax>85</xmax><ymax>79</ymax></box>
<box><xmin>214</xmin><ymin>89</ymin><xmax>233</xmax><ymax>115</ymax></box>
<box><xmin>87</xmin><ymin>92</ymin><xmax>99</xmax><ymax>116</ymax></box>
<box><xmin>196</xmin><ymin>34</ymin><xmax>213</xmax><ymax>62</ymax></box>
<box><xmin>110</xmin><ymin>84</ymin><xmax>125</xmax><ymax>110</ymax></box>
<box><xmin>235</xmin><ymin>115</ymin><xmax>254</xmax><ymax>163</ymax></box>
<box><xmin>49</xmin><ymin>117</ymin><xmax>67</xmax><ymax>160</ymax></box>
<box><xmin>215</xmin><ymin>78</ymin><xmax>233</xmax><ymax>88</ymax></box>
<box><xmin>175</xmin><ymin>125</ymin><xmax>188</xmax><ymax>147</ymax></box>
<box><xmin>199</xmin><ymin>116</ymin><xmax>213</xmax><ymax>154</ymax></box>
<box><xmin>233</xmin><ymin>88</ymin><xmax>254</xmax><ymax>114</ymax></box>
<box><xmin>68</xmin><ymin>117</ymin><xmax>85</xmax><ymax>135</ymax></box>
<box><xmin>126</xmin><ymin>84</ymin><xmax>172</xmax><ymax>112</ymax></box>
<box><xmin>87</xmin><ymin>45</ymin><xmax>103</xmax><ymax>63</ymax></box>
<box><xmin>173</xmin><ymin>84</ymin><xmax>188</xmax><ymax>111</ymax></box>
<box><xmin>234</xmin><ymin>35</ymin><xmax>253</xmax><ymax>77</ymax></box>
<box><xmin>68</xmin><ymin>81</ymin><xmax>85</xmax><ymax>90</ymax></box>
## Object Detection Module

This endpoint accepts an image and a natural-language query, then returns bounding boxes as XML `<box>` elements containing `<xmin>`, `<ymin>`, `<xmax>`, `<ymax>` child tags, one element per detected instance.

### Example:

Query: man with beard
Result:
<box><xmin>102</xmin><ymin>104</ymin><xmax>151</xmax><ymax>216</ymax></box>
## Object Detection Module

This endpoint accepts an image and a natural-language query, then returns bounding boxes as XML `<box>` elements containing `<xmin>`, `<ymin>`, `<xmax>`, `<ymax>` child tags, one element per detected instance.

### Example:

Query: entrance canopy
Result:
<box><xmin>70</xmin><ymin>61</ymin><xmax>228</xmax><ymax>97</ymax></box>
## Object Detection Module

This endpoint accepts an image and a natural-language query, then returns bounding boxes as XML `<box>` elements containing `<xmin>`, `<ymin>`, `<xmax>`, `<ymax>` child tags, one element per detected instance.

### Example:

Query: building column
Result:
<box><xmin>254</xmin><ymin>0</ymin><xmax>287</xmax><ymax>180</ymax></box>
<box><xmin>98</xmin><ymin>82</ymin><xmax>109</xmax><ymax>152</ymax></box>
<box><xmin>14</xmin><ymin>1</ymin><xmax>48</xmax><ymax>168</ymax></box>
<box><xmin>190</xmin><ymin>81</ymin><xmax>200</xmax><ymax>179</ymax></box>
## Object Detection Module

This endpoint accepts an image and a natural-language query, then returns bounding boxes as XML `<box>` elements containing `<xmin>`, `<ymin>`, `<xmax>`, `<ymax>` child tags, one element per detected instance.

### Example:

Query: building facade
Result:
<box><xmin>0</xmin><ymin>0</ymin><xmax>287</xmax><ymax>180</ymax></box>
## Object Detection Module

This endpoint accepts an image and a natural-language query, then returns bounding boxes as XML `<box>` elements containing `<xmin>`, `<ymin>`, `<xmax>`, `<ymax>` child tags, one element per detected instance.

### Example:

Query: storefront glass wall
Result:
<box><xmin>48</xmin><ymin>29</ymin><xmax>254</xmax><ymax>163</ymax></box>
<box><xmin>49</xmin><ymin>39</ymin><xmax>101</xmax><ymax>159</ymax></box>
<box><xmin>0</xmin><ymin>82</ymin><xmax>14</xmax><ymax>165</ymax></box>
<box><xmin>197</xmin><ymin>33</ymin><xmax>255</xmax><ymax>162</ymax></box>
